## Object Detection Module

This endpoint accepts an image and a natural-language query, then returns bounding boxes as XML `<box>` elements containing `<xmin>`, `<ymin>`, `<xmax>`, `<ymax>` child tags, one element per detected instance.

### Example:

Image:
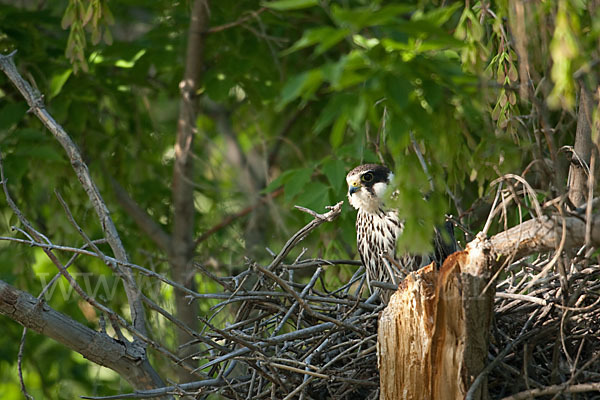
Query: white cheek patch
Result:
<box><xmin>348</xmin><ymin>190</ymin><xmax>361</xmax><ymax>209</ymax></box>
<box><xmin>349</xmin><ymin>188</ymin><xmax>381</xmax><ymax>212</ymax></box>
<box><xmin>373</xmin><ymin>182</ymin><xmax>388</xmax><ymax>199</ymax></box>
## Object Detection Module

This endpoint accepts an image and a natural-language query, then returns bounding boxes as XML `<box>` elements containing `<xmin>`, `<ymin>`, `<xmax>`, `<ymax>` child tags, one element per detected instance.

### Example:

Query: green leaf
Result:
<box><xmin>329</xmin><ymin>114</ymin><xmax>348</xmax><ymax>148</ymax></box>
<box><xmin>115</xmin><ymin>49</ymin><xmax>147</xmax><ymax>68</ymax></box>
<box><xmin>385</xmin><ymin>75</ymin><xmax>412</xmax><ymax>110</ymax></box>
<box><xmin>283</xmin><ymin>27</ymin><xmax>342</xmax><ymax>55</ymax></box>
<box><xmin>322</xmin><ymin>159</ymin><xmax>346</xmax><ymax>188</ymax></box>
<box><xmin>295</xmin><ymin>181</ymin><xmax>330</xmax><ymax>211</ymax></box>
<box><xmin>314</xmin><ymin>93</ymin><xmax>357</xmax><ymax>133</ymax></box>
<box><xmin>0</xmin><ymin>103</ymin><xmax>27</xmax><ymax>129</ymax></box>
<box><xmin>261</xmin><ymin>0</ymin><xmax>318</xmax><ymax>11</ymax></box>
<box><xmin>332</xmin><ymin>4</ymin><xmax>414</xmax><ymax>29</ymax></box>
<box><xmin>49</xmin><ymin>69</ymin><xmax>73</xmax><ymax>99</ymax></box>
<box><xmin>279</xmin><ymin>69</ymin><xmax>323</xmax><ymax>107</ymax></box>
<box><xmin>280</xmin><ymin>72</ymin><xmax>310</xmax><ymax>106</ymax></box>
<box><xmin>284</xmin><ymin>168</ymin><xmax>313</xmax><ymax>202</ymax></box>
<box><xmin>413</xmin><ymin>3</ymin><xmax>462</xmax><ymax>27</ymax></box>
<box><xmin>314</xmin><ymin>28</ymin><xmax>350</xmax><ymax>55</ymax></box>
<box><xmin>13</xmin><ymin>128</ymin><xmax>46</xmax><ymax>141</ymax></box>
<box><xmin>14</xmin><ymin>144</ymin><xmax>63</xmax><ymax>162</ymax></box>
<box><xmin>263</xmin><ymin>170</ymin><xmax>294</xmax><ymax>193</ymax></box>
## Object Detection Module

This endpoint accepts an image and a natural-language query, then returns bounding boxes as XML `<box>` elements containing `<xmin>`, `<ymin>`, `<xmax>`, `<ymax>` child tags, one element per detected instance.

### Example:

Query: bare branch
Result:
<box><xmin>267</xmin><ymin>201</ymin><xmax>343</xmax><ymax>271</ymax></box>
<box><xmin>110</xmin><ymin>177</ymin><xmax>171</xmax><ymax>253</ymax></box>
<box><xmin>0</xmin><ymin>279</ymin><xmax>168</xmax><ymax>393</ymax></box>
<box><xmin>0</xmin><ymin>52</ymin><xmax>147</xmax><ymax>340</ymax></box>
<box><xmin>568</xmin><ymin>86</ymin><xmax>594</xmax><ymax>207</ymax></box>
<box><xmin>489</xmin><ymin>213</ymin><xmax>600</xmax><ymax>263</ymax></box>
<box><xmin>206</xmin><ymin>8</ymin><xmax>267</xmax><ymax>34</ymax></box>
<box><xmin>501</xmin><ymin>382</ymin><xmax>600</xmax><ymax>400</ymax></box>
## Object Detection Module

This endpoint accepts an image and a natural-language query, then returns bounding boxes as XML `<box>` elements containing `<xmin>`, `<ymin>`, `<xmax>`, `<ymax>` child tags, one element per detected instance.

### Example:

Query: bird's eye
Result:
<box><xmin>361</xmin><ymin>172</ymin><xmax>374</xmax><ymax>182</ymax></box>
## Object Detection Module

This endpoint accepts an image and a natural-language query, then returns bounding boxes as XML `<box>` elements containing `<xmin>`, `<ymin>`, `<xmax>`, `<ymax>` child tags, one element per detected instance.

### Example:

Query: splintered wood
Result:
<box><xmin>378</xmin><ymin>239</ymin><xmax>494</xmax><ymax>400</ymax></box>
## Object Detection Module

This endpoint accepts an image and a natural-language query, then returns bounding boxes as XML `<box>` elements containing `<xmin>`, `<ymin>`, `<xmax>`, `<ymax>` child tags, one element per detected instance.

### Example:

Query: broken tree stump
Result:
<box><xmin>378</xmin><ymin>235</ymin><xmax>494</xmax><ymax>400</ymax></box>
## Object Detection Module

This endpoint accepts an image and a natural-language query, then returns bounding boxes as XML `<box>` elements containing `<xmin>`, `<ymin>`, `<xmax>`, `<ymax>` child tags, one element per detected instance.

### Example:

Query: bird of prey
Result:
<box><xmin>346</xmin><ymin>163</ymin><xmax>454</xmax><ymax>303</ymax></box>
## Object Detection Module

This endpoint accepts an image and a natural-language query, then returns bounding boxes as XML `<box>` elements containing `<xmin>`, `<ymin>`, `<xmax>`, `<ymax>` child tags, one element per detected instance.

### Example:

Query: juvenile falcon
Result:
<box><xmin>346</xmin><ymin>163</ymin><xmax>454</xmax><ymax>303</ymax></box>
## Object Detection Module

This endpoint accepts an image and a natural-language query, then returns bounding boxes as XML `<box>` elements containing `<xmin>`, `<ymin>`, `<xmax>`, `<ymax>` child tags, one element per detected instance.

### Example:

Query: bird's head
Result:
<box><xmin>346</xmin><ymin>164</ymin><xmax>393</xmax><ymax>213</ymax></box>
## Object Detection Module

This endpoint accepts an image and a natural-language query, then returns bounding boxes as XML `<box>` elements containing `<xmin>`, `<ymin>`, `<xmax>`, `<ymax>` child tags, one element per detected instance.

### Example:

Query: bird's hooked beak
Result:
<box><xmin>348</xmin><ymin>180</ymin><xmax>360</xmax><ymax>195</ymax></box>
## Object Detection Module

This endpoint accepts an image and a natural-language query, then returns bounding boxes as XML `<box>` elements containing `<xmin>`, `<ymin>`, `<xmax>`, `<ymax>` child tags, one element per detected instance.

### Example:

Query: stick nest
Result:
<box><xmin>190</xmin><ymin>204</ymin><xmax>600</xmax><ymax>399</ymax></box>
<box><xmin>195</xmin><ymin>258</ymin><xmax>382</xmax><ymax>400</ymax></box>
<box><xmin>490</xmin><ymin>256</ymin><xmax>600</xmax><ymax>399</ymax></box>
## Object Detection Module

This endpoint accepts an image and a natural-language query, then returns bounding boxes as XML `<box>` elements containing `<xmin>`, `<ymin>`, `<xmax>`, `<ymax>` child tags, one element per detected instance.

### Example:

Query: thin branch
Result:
<box><xmin>110</xmin><ymin>177</ymin><xmax>171</xmax><ymax>253</ymax></box>
<box><xmin>267</xmin><ymin>201</ymin><xmax>343</xmax><ymax>272</ymax></box>
<box><xmin>501</xmin><ymin>382</ymin><xmax>600</xmax><ymax>400</ymax></box>
<box><xmin>206</xmin><ymin>8</ymin><xmax>267</xmax><ymax>34</ymax></box>
<box><xmin>0</xmin><ymin>51</ymin><xmax>147</xmax><ymax>340</ymax></box>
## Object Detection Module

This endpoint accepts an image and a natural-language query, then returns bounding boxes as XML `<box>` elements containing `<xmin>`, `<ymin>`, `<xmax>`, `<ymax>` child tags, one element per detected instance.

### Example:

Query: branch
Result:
<box><xmin>0</xmin><ymin>51</ymin><xmax>147</xmax><ymax>340</ymax></box>
<box><xmin>0</xmin><ymin>279</ymin><xmax>168</xmax><ymax>394</ymax></box>
<box><xmin>568</xmin><ymin>85</ymin><xmax>594</xmax><ymax>207</ymax></box>
<box><xmin>110</xmin><ymin>177</ymin><xmax>171</xmax><ymax>253</ymax></box>
<box><xmin>268</xmin><ymin>201</ymin><xmax>343</xmax><ymax>271</ymax></box>
<box><xmin>172</xmin><ymin>0</ymin><xmax>208</xmax><ymax>258</ymax></box>
<box><xmin>489</xmin><ymin>213</ymin><xmax>600</xmax><ymax>262</ymax></box>
<box><xmin>501</xmin><ymin>382</ymin><xmax>600</xmax><ymax>400</ymax></box>
<box><xmin>206</xmin><ymin>8</ymin><xmax>267</xmax><ymax>34</ymax></box>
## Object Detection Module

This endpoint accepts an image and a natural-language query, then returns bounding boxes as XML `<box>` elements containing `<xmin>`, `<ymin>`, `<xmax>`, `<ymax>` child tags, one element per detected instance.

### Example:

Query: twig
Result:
<box><xmin>501</xmin><ymin>382</ymin><xmax>600</xmax><ymax>400</ymax></box>
<box><xmin>0</xmin><ymin>51</ymin><xmax>147</xmax><ymax>339</ymax></box>
<box><xmin>206</xmin><ymin>8</ymin><xmax>267</xmax><ymax>34</ymax></box>
<box><xmin>267</xmin><ymin>201</ymin><xmax>342</xmax><ymax>272</ymax></box>
<box><xmin>110</xmin><ymin>176</ymin><xmax>171</xmax><ymax>252</ymax></box>
<box><xmin>466</xmin><ymin>309</ymin><xmax>540</xmax><ymax>400</ymax></box>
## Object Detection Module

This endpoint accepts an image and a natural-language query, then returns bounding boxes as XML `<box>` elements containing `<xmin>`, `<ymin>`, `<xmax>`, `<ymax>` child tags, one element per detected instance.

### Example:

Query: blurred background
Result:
<box><xmin>0</xmin><ymin>0</ymin><xmax>597</xmax><ymax>398</ymax></box>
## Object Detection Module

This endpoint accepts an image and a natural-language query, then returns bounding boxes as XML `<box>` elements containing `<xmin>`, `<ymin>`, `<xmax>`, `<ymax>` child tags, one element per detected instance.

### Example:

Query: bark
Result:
<box><xmin>0</xmin><ymin>279</ymin><xmax>168</xmax><ymax>396</ymax></box>
<box><xmin>171</xmin><ymin>0</ymin><xmax>209</xmax><ymax>382</ymax></box>
<box><xmin>568</xmin><ymin>86</ymin><xmax>594</xmax><ymax>207</ymax></box>
<box><xmin>378</xmin><ymin>212</ymin><xmax>600</xmax><ymax>400</ymax></box>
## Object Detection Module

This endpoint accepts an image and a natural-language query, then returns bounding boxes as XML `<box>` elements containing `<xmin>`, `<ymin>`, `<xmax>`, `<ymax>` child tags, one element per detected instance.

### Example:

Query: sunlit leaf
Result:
<box><xmin>261</xmin><ymin>0</ymin><xmax>318</xmax><ymax>11</ymax></box>
<box><xmin>329</xmin><ymin>114</ymin><xmax>348</xmax><ymax>148</ymax></box>
<box><xmin>282</xmin><ymin>27</ymin><xmax>349</xmax><ymax>56</ymax></box>
<box><xmin>331</xmin><ymin>4</ymin><xmax>414</xmax><ymax>29</ymax></box>
<box><xmin>49</xmin><ymin>69</ymin><xmax>73</xmax><ymax>99</ymax></box>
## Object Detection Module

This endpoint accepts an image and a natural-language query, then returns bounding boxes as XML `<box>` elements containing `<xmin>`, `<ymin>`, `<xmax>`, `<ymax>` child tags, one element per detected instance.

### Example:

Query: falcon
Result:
<box><xmin>346</xmin><ymin>163</ymin><xmax>454</xmax><ymax>303</ymax></box>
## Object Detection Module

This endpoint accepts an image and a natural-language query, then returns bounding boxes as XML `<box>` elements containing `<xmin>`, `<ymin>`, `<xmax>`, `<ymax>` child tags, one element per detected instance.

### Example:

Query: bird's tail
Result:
<box><xmin>433</xmin><ymin>220</ymin><xmax>457</xmax><ymax>267</ymax></box>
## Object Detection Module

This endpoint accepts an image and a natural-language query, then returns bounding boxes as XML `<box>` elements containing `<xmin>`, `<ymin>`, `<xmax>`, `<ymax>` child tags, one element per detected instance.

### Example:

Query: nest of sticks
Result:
<box><xmin>489</xmin><ymin>255</ymin><xmax>600</xmax><ymax>399</ymax></box>
<box><xmin>188</xmin><ymin>202</ymin><xmax>600</xmax><ymax>399</ymax></box>
<box><xmin>189</xmin><ymin>202</ymin><xmax>382</xmax><ymax>399</ymax></box>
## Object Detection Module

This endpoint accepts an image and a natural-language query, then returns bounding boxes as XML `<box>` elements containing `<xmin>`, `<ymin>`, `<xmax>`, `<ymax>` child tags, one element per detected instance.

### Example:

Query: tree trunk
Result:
<box><xmin>378</xmin><ymin>238</ymin><xmax>494</xmax><ymax>400</ymax></box>
<box><xmin>171</xmin><ymin>0</ymin><xmax>209</xmax><ymax>382</ymax></box>
<box><xmin>568</xmin><ymin>86</ymin><xmax>594</xmax><ymax>208</ymax></box>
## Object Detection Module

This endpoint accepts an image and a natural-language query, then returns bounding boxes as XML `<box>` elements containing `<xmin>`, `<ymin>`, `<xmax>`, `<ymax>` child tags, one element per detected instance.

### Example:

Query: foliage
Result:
<box><xmin>0</xmin><ymin>0</ymin><xmax>598</xmax><ymax>398</ymax></box>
